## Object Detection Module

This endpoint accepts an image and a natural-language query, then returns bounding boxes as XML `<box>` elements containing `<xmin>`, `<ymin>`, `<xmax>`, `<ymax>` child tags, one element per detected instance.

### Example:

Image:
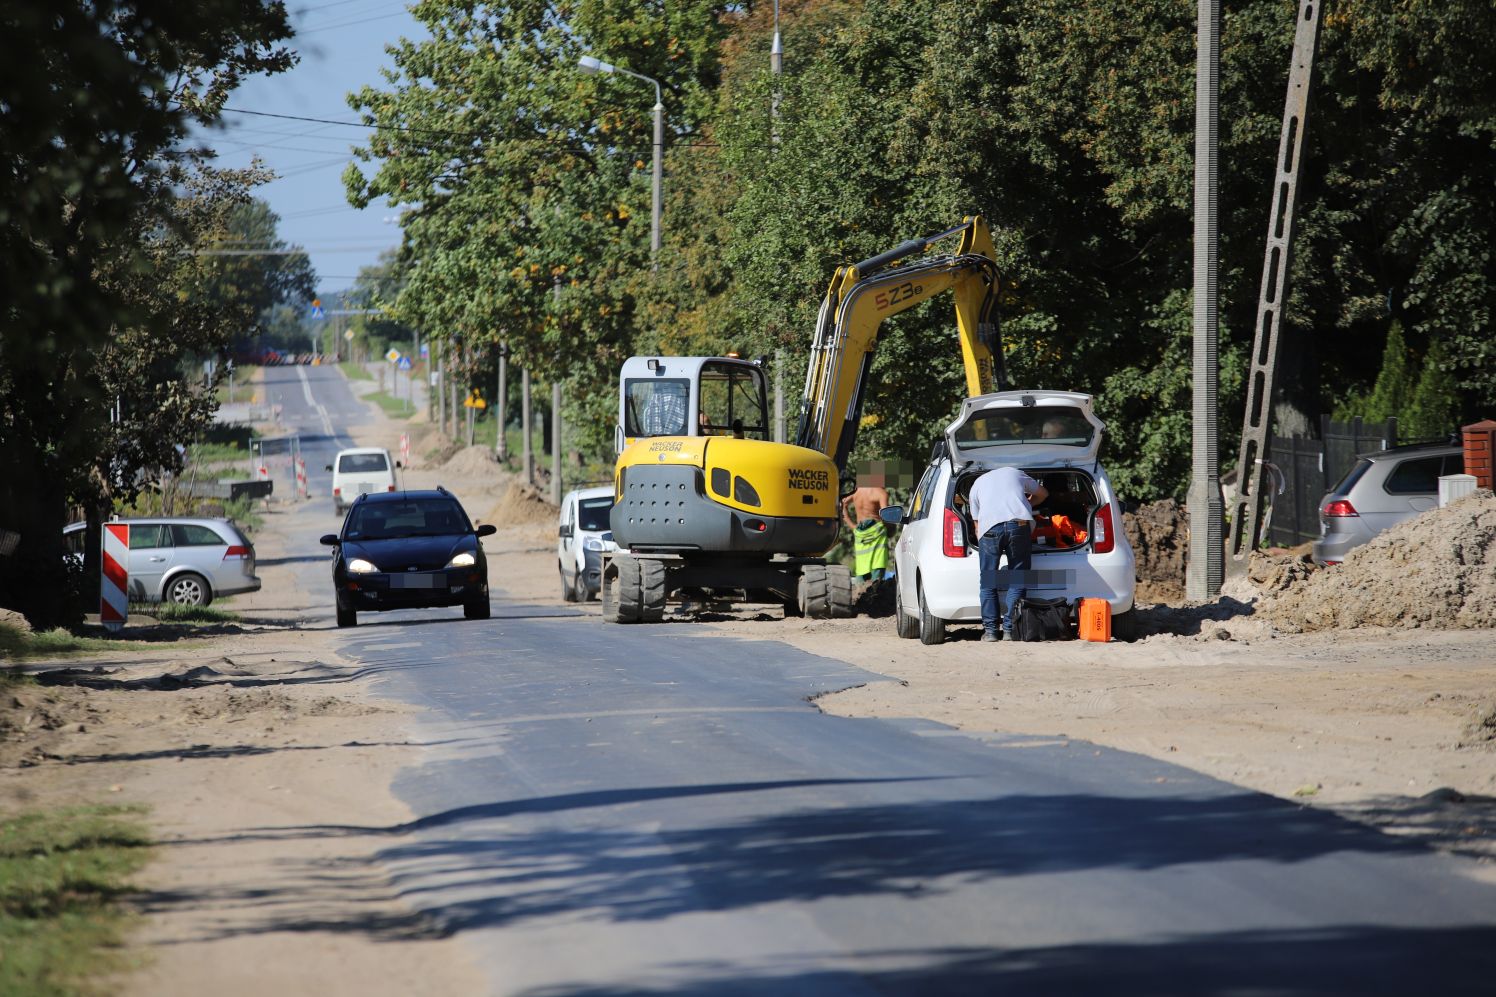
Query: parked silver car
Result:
<box><xmin>63</xmin><ymin>517</ymin><xmax>261</xmax><ymax>606</ymax></box>
<box><xmin>1312</xmin><ymin>443</ymin><xmax>1464</xmax><ymax>565</ymax></box>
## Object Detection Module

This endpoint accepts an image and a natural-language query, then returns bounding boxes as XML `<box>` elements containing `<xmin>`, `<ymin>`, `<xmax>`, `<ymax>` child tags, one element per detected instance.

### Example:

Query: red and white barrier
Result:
<box><xmin>100</xmin><ymin>523</ymin><xmax>129</xmax><ymax>632</ymax></box>
<box><xmin>399</xmin><ymin>432</ymin><xmax>410</xmax><ymax>467</ymax></box>
<box><xmin>295</xmin><ymin>458</ymin><xmax>308</xmax><ymax>500</ymax></box>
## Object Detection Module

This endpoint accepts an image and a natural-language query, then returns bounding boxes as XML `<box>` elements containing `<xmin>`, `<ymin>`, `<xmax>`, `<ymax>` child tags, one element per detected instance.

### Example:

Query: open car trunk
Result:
<box><xmin>949</xmin><ymin>466</ymin><xmax>1100</xmax><ymax>553</ymax></box>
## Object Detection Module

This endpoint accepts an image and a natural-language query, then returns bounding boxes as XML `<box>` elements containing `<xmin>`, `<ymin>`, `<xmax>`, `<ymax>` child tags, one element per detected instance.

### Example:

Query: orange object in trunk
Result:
<box><xmin>1078</xmin><ymin>598</ymin><xmax>1111</xmax><ymax>642</ymax></box>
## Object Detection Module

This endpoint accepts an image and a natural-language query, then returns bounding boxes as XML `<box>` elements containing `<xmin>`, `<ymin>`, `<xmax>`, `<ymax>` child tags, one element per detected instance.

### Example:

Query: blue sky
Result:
<box><xmin>202</xmin><ymin>1</ymin><xmax>428</xmax><ymax>294</ymax></box>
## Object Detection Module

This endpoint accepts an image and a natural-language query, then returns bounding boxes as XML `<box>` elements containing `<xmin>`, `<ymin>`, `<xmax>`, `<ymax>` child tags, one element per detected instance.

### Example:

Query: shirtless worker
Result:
<box><xmin>841</xmin><ymin>460</ymin><xmax>893</xmax><ymax>582</ymax></box>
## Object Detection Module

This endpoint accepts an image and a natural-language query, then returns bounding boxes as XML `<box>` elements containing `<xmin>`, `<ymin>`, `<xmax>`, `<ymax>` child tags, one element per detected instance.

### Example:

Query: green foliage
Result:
<box><xmin>0</xmin><ymin>625</ymin><xmax>132</xmax><ymax>662</ymax></box>
<box><xmin>0</xmin><ymin>805</ymin><xmax>150</xmax><ymax>996</ymax></box>
<box><xmin>342</xmin><ymin>0</ymin><xmax>1496</xmax><ymax>503</ymax></box>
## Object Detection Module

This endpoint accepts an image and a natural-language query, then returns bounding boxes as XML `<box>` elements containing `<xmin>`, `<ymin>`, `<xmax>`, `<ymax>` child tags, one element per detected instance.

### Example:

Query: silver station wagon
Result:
<box><xmin>63</xmin><ymin>517</ymin><xmax>261</xmax><ymax>606</ymax></box>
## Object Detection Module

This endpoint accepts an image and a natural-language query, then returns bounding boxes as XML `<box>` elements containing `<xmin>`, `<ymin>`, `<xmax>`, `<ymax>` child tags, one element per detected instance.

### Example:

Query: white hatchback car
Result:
<box><xmin>558</xmin><ymin>485</ymin><xmax>617</xmax><ymax>602</ymax></box>
<box><xmin>327</xmin><ymin>447</ymin><xmax>400</xmax><ymax>515</ymax></box>
<box><xmin>882</xmin><ymin>390</ymin><xmax>1137</xmax><ymax>644</ymax></box>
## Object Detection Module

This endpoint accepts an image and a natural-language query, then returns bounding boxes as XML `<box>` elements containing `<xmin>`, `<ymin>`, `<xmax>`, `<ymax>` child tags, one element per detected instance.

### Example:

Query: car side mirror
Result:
<box><xmin>476</xmin><ymin>524</ymin><xmax>497</xmax><ymax>538</ymax></box>
<box><xmin>324</xmin><ymin>464</ymin><xmax>333</xmax><ymax>472</ymax></box>
<box><xmin>559</xmin><ymin>524</ymin><xmax>573</xmax><ymax>538</ymax></box>
<box><xmin>319</xmin><ymin>534</ymin><xmax>341</xmax><ymax>546</ymax></box>
<box><xmin>878</xmin><ymin>506</ymin><xmax>905</xmax><ymax>527</ymax></box>
<box><xmin>395</xmin><ymin>460</ymin><xmax>403</xmax><ymax>469</ymax></box>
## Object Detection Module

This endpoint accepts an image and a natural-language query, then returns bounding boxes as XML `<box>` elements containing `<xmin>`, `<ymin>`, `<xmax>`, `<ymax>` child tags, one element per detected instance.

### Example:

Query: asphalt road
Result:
<box><xmin>267</xmin><ymin>364</ymin><xmax>1496</xmax><ymax>996</ymax></box>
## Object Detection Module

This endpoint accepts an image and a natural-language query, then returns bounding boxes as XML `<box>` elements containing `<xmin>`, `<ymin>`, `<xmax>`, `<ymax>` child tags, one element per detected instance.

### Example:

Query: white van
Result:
<box><xmin>328</xmin><ymin>447</ymin><xmax>400</xmax><ymax>515</ymax></box>
<box><xmin>558</xmin><ymin>485</ymin><xmax>617</xmax><ymax>602</ymax></box>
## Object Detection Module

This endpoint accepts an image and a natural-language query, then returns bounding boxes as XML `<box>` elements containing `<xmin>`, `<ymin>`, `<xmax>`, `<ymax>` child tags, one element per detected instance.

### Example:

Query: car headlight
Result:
<box><xmin>347</xmin><ymin>558</ymin><xmax>379</xmax><ymax>574</ymax></box>
<box><xmin>447</xmin><ymin>551</ymin><xmax>476</xmax><ymax>568</ymax></box>
<box><xmin>583</xmin><ymin>538</ymin><xmax>604</xmax><ymax>552</ymax></box>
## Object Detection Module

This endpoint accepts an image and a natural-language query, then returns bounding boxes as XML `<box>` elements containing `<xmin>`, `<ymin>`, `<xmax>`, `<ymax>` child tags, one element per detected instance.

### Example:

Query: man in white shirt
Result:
<box><xmin>967</xmin><ymin>466</ymin><xmax>1048</xmax><ymax>641</ymax></box>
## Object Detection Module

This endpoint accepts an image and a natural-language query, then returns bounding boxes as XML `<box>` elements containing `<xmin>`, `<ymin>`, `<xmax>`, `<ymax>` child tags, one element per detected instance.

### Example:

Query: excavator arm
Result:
<box><xmin>794</xmin><ymin>216</ymin><xmax>1002</xmax><ymax>469</ymax></box>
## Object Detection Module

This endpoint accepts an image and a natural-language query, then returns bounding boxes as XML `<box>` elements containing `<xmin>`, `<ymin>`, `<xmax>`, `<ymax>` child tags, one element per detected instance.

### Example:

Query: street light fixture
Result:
<box><xmin>578</xmin><ymin>54</ymin><xmax>663</xmax><ymax>264</ymax></box>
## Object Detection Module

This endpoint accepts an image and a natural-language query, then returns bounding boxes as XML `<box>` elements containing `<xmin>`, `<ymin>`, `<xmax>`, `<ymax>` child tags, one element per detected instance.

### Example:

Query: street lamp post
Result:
<box><xmin>578</xmin><ymin>54</ymin><xmax>663</xmax><ymax>264</ymax></box>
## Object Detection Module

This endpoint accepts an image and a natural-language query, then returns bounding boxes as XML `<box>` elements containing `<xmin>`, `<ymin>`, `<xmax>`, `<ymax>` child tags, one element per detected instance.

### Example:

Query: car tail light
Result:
<box><xmin>1322</xmin><ymin>499</ymin><xmax>1358</xmax><ymax>517</ymax></box>
<box><xmin>942</xmin><ymin>508</ymin><xmax>967</xmax><ymax>558</ymax></box>
<box><xmin>388</xmin><ymin>484</ymin><xmax>397</xmax><ymax>491</ymax></box>
<box><xmin>333</xmin><ymin>487</ymin><xmax>341</xmax><ymax>496</ymax></box>
<box><xmin>223</xmin><ymin>545</ymin><xmax>251</xmax><ymax>560</ymax></box>
<box><xmin>1092</xmin><ymin>503</ymin><xmax>1115</xmax><ymax>554</ymax></box>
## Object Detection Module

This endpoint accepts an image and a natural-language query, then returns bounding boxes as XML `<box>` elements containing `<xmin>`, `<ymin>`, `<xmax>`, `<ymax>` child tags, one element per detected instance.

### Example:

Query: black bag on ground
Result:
<box><xmin>1016</xmin><ymin>597</ymin><xmax>1074</xmax><ymax>642</ymax></box>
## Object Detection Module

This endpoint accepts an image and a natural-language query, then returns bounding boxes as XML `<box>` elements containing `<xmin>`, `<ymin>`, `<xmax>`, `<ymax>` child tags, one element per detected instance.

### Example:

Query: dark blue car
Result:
<box><xmin>321</xmin><ymin>488</ymin><xmax>495</xmax><ymax>627</ymax></box>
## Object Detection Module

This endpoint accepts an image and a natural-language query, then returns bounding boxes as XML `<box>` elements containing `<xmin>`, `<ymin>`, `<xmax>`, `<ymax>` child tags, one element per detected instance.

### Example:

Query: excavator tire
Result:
<box><xmin>639</xmin><ymin>557</ymin><xmax>668</xmax><ymax>622</ymax></box>
<box><xmin>826</xmin><ymin>564</ymin><xmax>854</xmax><ymax>619</ymax></box>
<box><xmin>607</xmin><ymin>554</ymin><xmax>644</xmax><ymax>624</ymax></box>
<box><xmin>798</xmin><ymin>564</ymin><xmax>831</xmax><ymax>618</ymax></box>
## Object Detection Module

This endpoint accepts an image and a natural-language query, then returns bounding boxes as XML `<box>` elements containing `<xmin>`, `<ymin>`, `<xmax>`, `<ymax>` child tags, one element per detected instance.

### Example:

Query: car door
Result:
<box><xmin>127</xmin><ymin>523</ymin><xmax>174</xmax><ymax>600</ymax></box>
<box><xmin>559</xmin><ymin>497</ymin><xmax>576</xmax><ymax>583</ymax></box>
<box><xmin>1372</xmin><ymin>454</ymin><xmax>1444</xmax><ymax>534</ymax></box>
<box><xmin>896</xmin><ymin>460</ymin><xmax>942</xmax><ymax>606</ymax></box>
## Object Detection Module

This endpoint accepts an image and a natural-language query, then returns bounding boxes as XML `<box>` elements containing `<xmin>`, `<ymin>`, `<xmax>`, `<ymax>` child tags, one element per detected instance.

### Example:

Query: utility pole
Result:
<box><xmin>1187</xmin><ymin>0</ymin><xmax>1224</xmax><ymax>600</ymax></box>
<box><xmin>496</xmin><ymin>342</ymin><xmax>508</xmax><ymax>462</ymax></box>
<box><xmin>521</xmin><ymin>368</ymin><xmax>533</xmax><ymax>485</ymax></box>
<box><xmin>436</xmin><ymin>346</ymin><xmax>446</xmax><ymax>434</ymax></box>
<box><xmin>771</xmin><ymin>0</ymin><xmax>782</xmax><ymax>146</ymax></box>
<box><xmin>552</xmin><ymin>382</ymin><xmax>563</xmax><ymax>505</ymax></box>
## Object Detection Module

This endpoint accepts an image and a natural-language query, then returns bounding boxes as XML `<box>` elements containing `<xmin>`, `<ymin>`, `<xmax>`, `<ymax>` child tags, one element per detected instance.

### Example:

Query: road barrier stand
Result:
<box><xmin>101</xmin><ymin>523</ymin><xmax>129</xmax><ymax>632</ymax></box>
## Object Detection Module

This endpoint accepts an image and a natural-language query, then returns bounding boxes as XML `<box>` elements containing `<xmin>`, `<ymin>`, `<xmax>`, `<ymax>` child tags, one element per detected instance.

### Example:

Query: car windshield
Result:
<box><xmin>953</xmin><ymin>406</ymin><xmax>1094</xmax><ymax>451</ymax></box>
<box><xmin>345</xmin><ymin>499</ymin><xmax>468</xmax><ymax>540</ymax></box>
<box><xmin>339</xmin><ymin>453</ymin><xmax>389</xmax><ymax>473</ymax></box>
<box><xmin>577</xmin><ymin>497</ymin><xmax>614</xmax><ymax>532</ymax></box>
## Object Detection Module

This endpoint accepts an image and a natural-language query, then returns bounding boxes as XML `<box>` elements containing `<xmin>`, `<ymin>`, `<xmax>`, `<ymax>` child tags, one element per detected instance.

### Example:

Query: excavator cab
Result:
<box><xmin>616</xmin><ymin>356</ymin><xmax>770</xmax><ymax>451</ymax></box>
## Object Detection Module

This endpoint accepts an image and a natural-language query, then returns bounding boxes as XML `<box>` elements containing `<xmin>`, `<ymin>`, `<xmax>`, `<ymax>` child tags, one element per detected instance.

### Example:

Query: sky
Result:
<box><xmin>201</xmin><ymin>1</ymin><xmax>429</xmax><ymax>295</ymax></box>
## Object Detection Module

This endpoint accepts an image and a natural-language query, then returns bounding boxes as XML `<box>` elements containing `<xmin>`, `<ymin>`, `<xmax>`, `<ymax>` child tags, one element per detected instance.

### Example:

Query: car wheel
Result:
<box><xmin>917</xmin><ymin>580</ymin><xmax>946</xmax><ymax>645</ymax></box>
<box><xmin>1112</xmin><ymin>608</ymin><xmax>1137</xmax><ymax>643</ymax></box>
<box><xmin>336</xmin><ymin>599</ymin><xmax>357</xmax><ymax>628</ymax></box>
<box><xmin>894</xmin><ymin>580</ymin><xmax>919</xmax><ymax>639</ymax></box>
<box><xmin>166</xmin><ymin>572</ymin><xmax>211</xmax><ymax>607</ymax></box>
<box><xmin>464</xmin><ymin>597</ymin><xmax>491</xmax><ymax>620</ymax></box>
<box><xmin>560</xmin><ymin>564</ymin><xmax>577</xmax><ymax>602</ymax></box>
<box><xmin>574</xmin><ymin>571</ymin><xmax>590</xmax><ymax>604</ymax></box>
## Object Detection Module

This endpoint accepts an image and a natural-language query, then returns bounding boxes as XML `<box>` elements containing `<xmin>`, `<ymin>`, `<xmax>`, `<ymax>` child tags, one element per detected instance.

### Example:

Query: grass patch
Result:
<box><xmin>0</xmin><ymin>805</ymin><xmax>151</xmax><ymax>996</ymax></box>
<box><xmin>223</xmin><ymin>495</ymin><xmax>264</xmax><ymax>535</ymax></box>
<box><xmin>188</xmin><ymin>441</ymin><xmax>248</xmax><ymax>463</ymax></box>
<box><xmin>139</xmin><ymin>603</ymin><xmax>240</xmax><ymax>624</ymax></box>
<box><xmin>0</xmin><ymin>624</ymin><xmax>132</xmax><ymax>662</ymax></box>
<box><xmin>340</xmin><ymin>362</ymin><xmax>373</xmax><ymax>382</ymax></box>
<box><xmin>366</xmin><ymin>390</ymin><xmax>414</xmax><ymax>420</ymax></box>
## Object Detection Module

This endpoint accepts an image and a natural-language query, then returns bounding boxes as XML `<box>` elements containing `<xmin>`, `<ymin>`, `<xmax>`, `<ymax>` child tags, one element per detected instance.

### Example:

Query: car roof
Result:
<box><xmin>354</xmin><ymin>489</ymin><xmax>460</xmax><ymax>504</ymax></box>
<box><xmin>572</xmin><ymin>485</ymin><xmax>614</xmax><ymax>501</ymax></box>
<box><xmin>65</xmin><ymin>517</ymin><xmax>231</xmax><ymax>530</ymax></box>
<box><xmin>335</xmin><ymin>446</ymin><xmax>391</xmax><ymax>456</ymax></box>
<box><xmin>1361</xmin><ymin>442</ymin><xmax>1461</xmax><ymax>461</ymax></box>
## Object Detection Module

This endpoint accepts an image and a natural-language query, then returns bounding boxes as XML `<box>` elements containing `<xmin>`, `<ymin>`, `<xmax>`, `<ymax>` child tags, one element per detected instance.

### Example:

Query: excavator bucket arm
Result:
<box><xmin>794</xmin><ymin>216</ymin><xmax>1002</xmax><ymax>469</ymax></box>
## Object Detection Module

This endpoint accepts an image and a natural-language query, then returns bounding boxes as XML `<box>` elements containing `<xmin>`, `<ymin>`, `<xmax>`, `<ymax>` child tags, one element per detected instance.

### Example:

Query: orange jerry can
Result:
<box><xmin>1078</xmin><ymin>598</ymin><xmax>1112</xmax><ymax>642</ymax></box>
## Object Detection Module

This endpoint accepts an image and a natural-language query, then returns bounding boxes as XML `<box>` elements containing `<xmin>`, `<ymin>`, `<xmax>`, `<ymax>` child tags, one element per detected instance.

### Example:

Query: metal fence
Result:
<box><xmin>1265</xmin><ymin>417</ymin><xmax>1397</xmax><ymax>547</ymax></box>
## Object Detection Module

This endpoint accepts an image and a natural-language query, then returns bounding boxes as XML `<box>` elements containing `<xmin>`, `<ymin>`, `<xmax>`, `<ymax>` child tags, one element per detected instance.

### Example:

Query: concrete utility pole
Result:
<box><xmin>771</xmin><ymin>1</ymin><xmax>782</xmax><ymax>146</ymax></box>
<box><xmin>496</xmin><ymin>343</ymin><xmax>508</xmax><ymax>462</ymax></box>
<box><xmin>436</xmin><ymin>347</ymin><xmax>446</xmax><ymax>433</ymax></box>
<box><xmin>551</xmin><ymin>382</ymin><xmax>563</xmax><ymax>505</ymax></box>
<box><xmin>1187</xmin><ymin>0</ymin><xmax>1225</xmax><ymax>600</ymax></box>
<box><xmin>521</xmin><ymin>368</ymin><xmax>534</xmax><ymax>485</ymax></box>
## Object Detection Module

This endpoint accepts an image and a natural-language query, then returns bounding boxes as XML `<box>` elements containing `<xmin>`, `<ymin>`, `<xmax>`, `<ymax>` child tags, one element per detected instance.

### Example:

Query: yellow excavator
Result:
<box><xmin>602</xmin><ymin>216</ymin><xmax>1004</xmax><ymax>622</ymax></box>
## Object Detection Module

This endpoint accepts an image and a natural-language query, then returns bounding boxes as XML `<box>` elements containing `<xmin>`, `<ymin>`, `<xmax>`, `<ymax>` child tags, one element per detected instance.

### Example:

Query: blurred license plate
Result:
<box><xmin>390</xmin><ymin>572</ymin><xmax>439</xmax><ymax>589</ymax></box>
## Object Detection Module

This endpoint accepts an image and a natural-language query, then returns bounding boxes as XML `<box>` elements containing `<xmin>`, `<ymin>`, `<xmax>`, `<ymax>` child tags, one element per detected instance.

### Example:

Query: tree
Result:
<box><xmin>0</xmin><ymin>1</ymin><xmax>294</xmax><ymax>628</ymax></box>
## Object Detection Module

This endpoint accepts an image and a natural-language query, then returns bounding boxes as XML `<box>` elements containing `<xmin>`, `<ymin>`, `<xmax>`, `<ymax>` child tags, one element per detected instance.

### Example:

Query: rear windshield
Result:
<box><xmin>577</xmin><ymin>497</ymin><xmax>614</xmax><ymax>532</ymax></box>
<box><xmin>1330</xmin><ymin>458</ymin><xmax>1373</xmax><ymax>496</ymax></box>
<box><xmin>345</xmin><ymin>499</ymin><xmax>470</xmax><ymax>540</ymax></box>
<box><xmin>339</xmin><ymin>453</ymin><xmax>389</xmax><ymax>474</ymax></box>
<box><xmin>953</xmin><ymin>406</ymin><xmax>1094</xmax><ymax>454</ymax></box>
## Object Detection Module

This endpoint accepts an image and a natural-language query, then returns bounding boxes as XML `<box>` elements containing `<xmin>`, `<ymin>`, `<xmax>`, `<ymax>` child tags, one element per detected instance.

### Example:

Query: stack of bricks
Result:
<box><xmin>1463</xmin><ymin>419</ymin><xmax>1496</xmax><ymax>490</ymax></box>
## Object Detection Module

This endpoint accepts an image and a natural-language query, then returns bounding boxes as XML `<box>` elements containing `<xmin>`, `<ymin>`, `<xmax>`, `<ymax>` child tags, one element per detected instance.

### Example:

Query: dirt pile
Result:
<box><xmin>852</xmin><ymin>579</ymin><xmax>896</xmax><ymax>618</ymax></box>
<box><xmin>1255</xmin><ymin>491</ymin><xmax>1496</xmax><ymax>632</ymax></box>
<box><xmin>1125</xmin><ymin>499</ymin><xmax>1187</xmax><ymax>601</ymax></box>
<box><xmin>484</xmin><ymin>480</ymin><xmax>555</xmax><ymax>528</ymax></box>
<box><xmin>441</xmin><ymin>444</ymin><xmax>497</xmax><ymax>476</ymax></box>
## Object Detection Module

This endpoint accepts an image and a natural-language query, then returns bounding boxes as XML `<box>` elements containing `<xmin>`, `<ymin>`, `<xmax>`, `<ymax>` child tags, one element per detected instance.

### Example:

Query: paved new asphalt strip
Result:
<box><xmin>275</xmin><ymin>365</ymin><xmax>1496</xmax><ymax>996</ymax></box>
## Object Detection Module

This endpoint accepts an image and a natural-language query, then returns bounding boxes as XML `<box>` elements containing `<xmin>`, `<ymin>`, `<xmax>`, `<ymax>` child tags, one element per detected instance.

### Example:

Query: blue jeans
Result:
<box><xmin>979</xmin><ymin>520</ymin><xmax>1031</xmax><ymax>634</ymax></box>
